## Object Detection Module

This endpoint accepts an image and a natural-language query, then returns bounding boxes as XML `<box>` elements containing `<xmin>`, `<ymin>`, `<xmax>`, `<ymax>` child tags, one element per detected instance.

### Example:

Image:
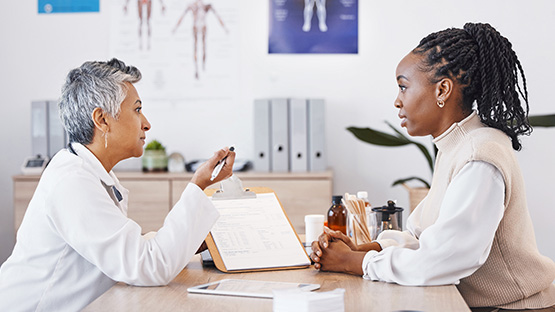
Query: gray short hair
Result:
<box><xmin>59</xmin><ymin>58</ymin><xmax>142</xmax><ymax>145</ymax></box>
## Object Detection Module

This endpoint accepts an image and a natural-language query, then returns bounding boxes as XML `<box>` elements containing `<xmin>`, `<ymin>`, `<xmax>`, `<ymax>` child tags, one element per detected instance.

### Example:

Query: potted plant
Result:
<box><xmin>347</xmin><ymin>114</ymin><xmax>555</xmax><ymax>211</ymax></box>
<box><xmin>142</xmin><ymin>139</ymin><xmax>168</xmax><ymax>172</ymax></box>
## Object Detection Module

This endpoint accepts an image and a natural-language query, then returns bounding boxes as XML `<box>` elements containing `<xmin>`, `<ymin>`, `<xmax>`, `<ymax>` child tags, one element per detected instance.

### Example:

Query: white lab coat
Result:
<box><xmin>0</xmin><ymin>143</ymin><xmax>219</xmax><ymax>311</ymax></box>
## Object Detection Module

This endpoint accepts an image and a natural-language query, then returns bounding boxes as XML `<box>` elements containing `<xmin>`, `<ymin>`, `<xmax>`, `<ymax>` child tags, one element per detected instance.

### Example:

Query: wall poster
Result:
<box><xmin>269</xmin><ymin>0</ymin><xmax>358</xmax><ymax>54</ymax></box>
<box><xmin>109</xmin><ymin>0</ymin><xmax>240</xmax><ymax>101</ymax></box>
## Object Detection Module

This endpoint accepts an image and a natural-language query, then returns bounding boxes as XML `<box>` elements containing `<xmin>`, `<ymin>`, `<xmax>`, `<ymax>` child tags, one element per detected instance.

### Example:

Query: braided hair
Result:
<box><xmin>413</xmin><ymin>22</ymin><xmax>531</xmax><ymax>150</ymax></box>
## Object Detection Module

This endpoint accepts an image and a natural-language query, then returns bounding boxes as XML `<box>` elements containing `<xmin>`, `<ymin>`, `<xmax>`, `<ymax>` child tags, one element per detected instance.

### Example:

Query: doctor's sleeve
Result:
<box><xmin>46</xmin><ymin>172</ymin><xmax>218</xmax><ymax>286</ymax></box>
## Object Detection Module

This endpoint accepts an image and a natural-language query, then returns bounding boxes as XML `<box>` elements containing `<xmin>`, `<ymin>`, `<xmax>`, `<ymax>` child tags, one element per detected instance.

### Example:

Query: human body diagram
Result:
<box><xmin>124</xmin><ymin>0</ymin><xmax>166</xmax><ymax>50</ymax></box>
<box><xmin>303</xmin><ymin>0</ymin><xmax>327</xmax><ymax>32</ymax></box>
<box><xmin>173</xmin><ymin>0</ymin><xmax>228</xmax><ymax>80</ymax></box>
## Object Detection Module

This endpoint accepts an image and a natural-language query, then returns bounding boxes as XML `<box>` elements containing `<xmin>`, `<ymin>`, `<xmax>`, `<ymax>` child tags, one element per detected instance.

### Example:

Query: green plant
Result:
<box><xmin>528</xmin><ymin>114</ymin><xmax>555</xmax><ymax>127</ymax></box>
<box><xmin>145</xmin><ymin>139</ymin><xmax>165</xmax><ymax>151</ymax></box>
<box><xmin>347</xmin><ymin>114</ymin><xmax>555</xmax><ymax>189</ymax></box>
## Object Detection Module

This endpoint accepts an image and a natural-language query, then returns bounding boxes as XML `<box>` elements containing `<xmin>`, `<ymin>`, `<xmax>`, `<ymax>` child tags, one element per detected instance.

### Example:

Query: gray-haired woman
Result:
<box><xmin>0</xmin><ymin>58</ymin><xmax>234</xmax><ymax>311</ymax></box>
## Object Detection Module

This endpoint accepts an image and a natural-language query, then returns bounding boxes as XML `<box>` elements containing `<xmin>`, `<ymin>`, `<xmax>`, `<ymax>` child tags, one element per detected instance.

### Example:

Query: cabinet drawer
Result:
<box><xmin>120</xmin><ymin>180</ymin><xmax>170</xmax><ymax>234</ymax></box>
<box><xmin>14</xmin><ymin>171</ymin><xmax>333</xmax><ymax>237</ymax></box>
<box><xmin>14</xmin><ymin>181</ymin><xmax>40</xmax><ymax>232</ymax></box>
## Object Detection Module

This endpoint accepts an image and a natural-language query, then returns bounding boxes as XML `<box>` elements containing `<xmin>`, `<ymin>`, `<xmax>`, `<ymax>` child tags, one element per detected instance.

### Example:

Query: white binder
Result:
<box><xmin>289</xmin><ymin>98</ymin><xmax>308</xmax><ymax>172</ymax></box>
<box><xmin>32</xmin><ymin>101</ymin><xmax>68</xmax><ymax>159</ymax></box>
<box><xmin>307</xmin><ymin>99</ymin><xmax>326</xmax><ymax>171</ymax></box>
<box><xmin>31</xmin><ymin>101</ymin><xmax>48</xmax><ymax>158</ymax></box>
<box><xmin>270</xmin><ymin>98</ymin><xmax>289</xmax><ymax>172</ymax></box>
<box><xmin>253</xmin><ymin>99</ymin><xmax>271</xmax><ymax>172</ymax></box>
<box><xmin>48</xmin><ymin>100</ymin><xmax>67</xmax><ymax>157</ymax></box>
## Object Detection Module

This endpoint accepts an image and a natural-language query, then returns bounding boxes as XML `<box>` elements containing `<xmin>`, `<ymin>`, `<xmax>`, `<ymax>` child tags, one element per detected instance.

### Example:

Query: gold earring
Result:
<box><xmin>437</xmin><ymin>99</ymin><xmax>445</xmax><ymax>108</ymax></box>
<box><xmin>104</xmin><ymin>132</ymin><xmax>108</xmax><ymax>149</ymax></box>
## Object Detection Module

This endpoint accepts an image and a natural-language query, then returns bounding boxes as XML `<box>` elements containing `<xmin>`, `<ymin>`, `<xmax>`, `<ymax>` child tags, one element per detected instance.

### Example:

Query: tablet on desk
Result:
<box><xmin>187</xmin><ymin>279</ymin><xmax>320</xmax><ymax>299</ymax></box>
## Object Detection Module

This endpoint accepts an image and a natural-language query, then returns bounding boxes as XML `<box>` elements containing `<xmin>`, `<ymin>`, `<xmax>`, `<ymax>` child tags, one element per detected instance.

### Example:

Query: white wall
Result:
<box><xmin>1</xmin><ymin>1</ymin><xmax>554</xmax><ymax>264</ymax></box>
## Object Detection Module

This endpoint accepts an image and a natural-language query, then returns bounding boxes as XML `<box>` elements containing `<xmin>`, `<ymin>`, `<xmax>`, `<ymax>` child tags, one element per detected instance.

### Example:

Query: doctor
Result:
<box><xmin>0</xmin><ymin>58</ymin><xmax>235</xmax><ymax>311</ymax></box>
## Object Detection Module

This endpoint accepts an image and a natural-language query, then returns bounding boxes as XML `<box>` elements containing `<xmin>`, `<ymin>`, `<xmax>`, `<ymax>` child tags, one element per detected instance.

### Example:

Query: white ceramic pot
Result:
<box><xmin>142</xmin><ymin>150</ymin><xmax>168</xmax><ymax>172</ymax></box>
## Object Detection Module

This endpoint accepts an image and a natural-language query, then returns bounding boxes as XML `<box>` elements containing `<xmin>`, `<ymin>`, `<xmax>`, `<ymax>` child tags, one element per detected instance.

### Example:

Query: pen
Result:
<box><xmin>210</xmin><ymin>146</ymin><xmax>235</xmax><ymax>181</ymax></box>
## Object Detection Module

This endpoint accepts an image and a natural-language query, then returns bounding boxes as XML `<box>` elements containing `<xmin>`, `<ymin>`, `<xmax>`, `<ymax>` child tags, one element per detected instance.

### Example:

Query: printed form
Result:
<box><xmin>210</xmin><ymin>193</ymin><xmax>310</xmax><ymax>271</ymax></box>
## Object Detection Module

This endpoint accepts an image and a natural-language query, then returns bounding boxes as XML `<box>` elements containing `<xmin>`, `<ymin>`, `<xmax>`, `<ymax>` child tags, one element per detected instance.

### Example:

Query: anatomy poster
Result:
<box><xmin>269</xmin><ymin>0</ymin><xmax>358</xmax><ymax>54</ymax></box>
<box><xmin>109</xmin><ymin>0</ymin><xmax>239</xmax><ymax>100</ymax></box>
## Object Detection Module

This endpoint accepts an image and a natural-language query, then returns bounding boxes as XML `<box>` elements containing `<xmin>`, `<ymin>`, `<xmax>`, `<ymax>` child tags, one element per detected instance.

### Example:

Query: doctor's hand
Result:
<box><xmin>191</xmin><ymin>147</ymin><xmax>235</xmax><ymax>190</ymax></box>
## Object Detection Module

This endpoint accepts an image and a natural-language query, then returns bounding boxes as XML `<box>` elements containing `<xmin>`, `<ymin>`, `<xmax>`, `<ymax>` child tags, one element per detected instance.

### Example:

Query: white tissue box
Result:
<box><xmin>273</xmin><ymin>288</ymin><xmax>345</xmax><ymax>312</ymax></box>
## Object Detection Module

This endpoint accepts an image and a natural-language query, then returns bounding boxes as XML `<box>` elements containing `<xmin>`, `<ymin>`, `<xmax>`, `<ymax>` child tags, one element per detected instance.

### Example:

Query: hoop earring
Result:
<box><xmin>437</xmin><ymin>99</ymin><xmax>445</xmax><ymax>108</ymax></box>
<box><xmin>104</xmin><ymin>132</ymin><xmax>108</xmax><ymax>149</ymax></box>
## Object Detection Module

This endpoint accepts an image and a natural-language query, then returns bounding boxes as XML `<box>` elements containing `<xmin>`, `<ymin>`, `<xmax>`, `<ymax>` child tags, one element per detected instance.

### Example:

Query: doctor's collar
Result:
<box><xmin>67</xmin><ymin>142</ymin><xmax>116</xmax><ymax>187</ymax></box>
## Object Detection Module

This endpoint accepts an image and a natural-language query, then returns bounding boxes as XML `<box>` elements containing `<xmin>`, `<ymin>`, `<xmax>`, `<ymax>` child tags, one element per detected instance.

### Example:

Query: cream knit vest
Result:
<box><xmin>421</xmin><ymin>112</ymin><xmax>555</xmax><ymax>309</ymax></box>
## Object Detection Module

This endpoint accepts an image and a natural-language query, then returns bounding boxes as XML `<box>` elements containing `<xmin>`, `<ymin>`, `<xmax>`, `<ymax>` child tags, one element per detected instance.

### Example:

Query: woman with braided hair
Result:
<box><xmin>311</xmin><ymin>23</ymin><xmax>555</xmax><ymax>311</ymax></box>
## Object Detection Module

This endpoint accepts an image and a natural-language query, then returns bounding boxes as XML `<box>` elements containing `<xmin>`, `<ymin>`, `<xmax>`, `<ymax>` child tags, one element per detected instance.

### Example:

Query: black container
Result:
<box><xmin>371</xmin><ymin>200</ymin><xmax>404</xmax><ymax>236</ymax></box>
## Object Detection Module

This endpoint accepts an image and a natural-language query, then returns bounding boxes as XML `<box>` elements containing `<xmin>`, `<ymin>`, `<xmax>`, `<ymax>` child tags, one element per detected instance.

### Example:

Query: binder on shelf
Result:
<box><xmin>307</xmin><ymin>99</ymin><xmax>326</xmax><ymax>171</ymax></box>
<box><xmin>48</xmin><ymin>100</ymin><xmax>67</xmax><ymax>157</ymax></box>
<box><xmin>31</xmin><ymin>101</ymin><xmax>48</xmax><ymax>158</ymax></box>
<box><xmin>31</xmin><ymin>101</ymin><xmax>68</xmax><ymax>159</ymax></box>
<box><xmin>289</xmin><ymin>98</ymin><xmax>308</xmax><ymax>172</ymax></box>
<box><xmin>253</xmin><ymin>99</ymin><xmax>271</xmax><ymax>172</ymax></box>
<box><xmin>205</xmin><ymin>176</ymin><xmax>310</xmax><ymax>273</ymax></box>
<box><xmin>270</xmin><ymin>98</ymin><xmax>289</xmax><ymax>172</ymax></box>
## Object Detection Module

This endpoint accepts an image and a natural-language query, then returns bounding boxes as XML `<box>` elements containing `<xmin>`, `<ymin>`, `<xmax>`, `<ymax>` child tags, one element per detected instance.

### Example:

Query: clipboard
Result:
<box><xmin>204</xmin><ymin>175</ymin><xmax>311</xmax><ymax>273</ymax></box>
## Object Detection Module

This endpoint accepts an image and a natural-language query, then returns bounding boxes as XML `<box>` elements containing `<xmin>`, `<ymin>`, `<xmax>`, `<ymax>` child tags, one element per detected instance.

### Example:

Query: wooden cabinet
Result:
<box><xmin>13</xmin><ymin>171</ymin><xmax>333</xmax><ymax>235</ymax></box>
<box><xmin>123</xmin><ymin>180</ymin><xmax>170</xmax><ymax>233</ymax></box>
<box><xmin>13</xmin><ymin>178</ymin><xmax>39</xmax><ymax>231</ymax></box>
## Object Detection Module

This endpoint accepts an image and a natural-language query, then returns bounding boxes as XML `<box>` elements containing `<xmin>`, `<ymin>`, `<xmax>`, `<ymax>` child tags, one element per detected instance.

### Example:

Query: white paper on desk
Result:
<box><xmin>210</xmin><ymin>193</ymin><xmax>310</xmax><ymax>270</ymax></box>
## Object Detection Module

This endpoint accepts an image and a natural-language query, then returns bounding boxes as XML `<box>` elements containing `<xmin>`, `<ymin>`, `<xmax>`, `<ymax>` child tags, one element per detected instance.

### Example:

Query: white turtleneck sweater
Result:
<box><xmin>362</xmin><ymin>161</ymin><xmax>504</xmax><ymax>285</ymax></box>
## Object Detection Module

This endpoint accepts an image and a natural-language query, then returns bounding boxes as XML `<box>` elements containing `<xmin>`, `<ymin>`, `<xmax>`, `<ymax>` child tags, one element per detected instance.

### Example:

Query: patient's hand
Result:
<box><xmin>312</xmin><ymin>227</ymin><xmax>358</xmax><ymax>256</ymax></box>
<box><xmin>310</xmin><ymin>227</ymin><xmax>378</xmax><ymax>276</ymax></box>
<box><xmin>310</xmin><ymin>239</ymin><xmax>365</xmax><ymax>276</ymax></box>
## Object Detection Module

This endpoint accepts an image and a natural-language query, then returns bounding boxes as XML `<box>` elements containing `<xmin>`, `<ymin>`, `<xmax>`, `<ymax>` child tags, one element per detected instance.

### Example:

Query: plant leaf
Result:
<box><xmin>392</xmin><ymin>177</ymin><xmax>431</xmax><ymax>188</ymax></box>
<box><xmin>385</xmin><ymin>121</ymin><xmax>434</xmax><ymax>173</ymax></box>
<box><xmin>145</xmin><ymin>139</ymin><xmax>165</xmax><ymax>150</ymax></box>
<box><xmin>528</xmin><ymin>114</ymin><xmax>555</xmax><ymax>127</ymax></box>
<box><xmin>346</xmin><ymin>127</ymin><xmax>412</xmax><ymax>147</ymax></box>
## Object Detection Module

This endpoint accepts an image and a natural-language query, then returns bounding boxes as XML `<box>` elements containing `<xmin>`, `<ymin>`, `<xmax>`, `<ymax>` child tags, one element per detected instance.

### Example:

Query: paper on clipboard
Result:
<box><xmin>208</xmin><ymin>191</ymin><xmax>310</xmax><ymax>271</ymax></box>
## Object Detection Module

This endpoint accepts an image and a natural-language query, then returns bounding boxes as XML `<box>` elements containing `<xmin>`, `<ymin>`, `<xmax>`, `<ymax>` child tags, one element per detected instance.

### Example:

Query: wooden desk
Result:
<box><xmin>83</xmin><ymin>255</ymin><xmax>470</xmax><ymax>312</ymax></box>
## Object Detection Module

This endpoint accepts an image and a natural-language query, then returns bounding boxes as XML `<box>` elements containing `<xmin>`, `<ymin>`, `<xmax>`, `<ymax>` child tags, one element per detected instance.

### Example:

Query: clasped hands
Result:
<box><xmin>310</xmin><ymin>227</ymin><xmax>381</xmax><ymax>276</ymax></box>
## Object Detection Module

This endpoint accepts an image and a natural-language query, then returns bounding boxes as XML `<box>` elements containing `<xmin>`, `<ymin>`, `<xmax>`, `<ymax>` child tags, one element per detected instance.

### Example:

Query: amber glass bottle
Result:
<box><xmin>327</xmin><ymin>195</ymin><xmax>347</xmax><ymax>235</ymax></box>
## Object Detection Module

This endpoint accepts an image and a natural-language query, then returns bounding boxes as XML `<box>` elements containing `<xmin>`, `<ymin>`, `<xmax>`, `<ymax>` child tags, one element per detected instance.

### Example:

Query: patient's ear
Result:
<box><xmin>435</xmin><ymin>78</ymin><xmax>454</xmax><ymax>101</ymax></box>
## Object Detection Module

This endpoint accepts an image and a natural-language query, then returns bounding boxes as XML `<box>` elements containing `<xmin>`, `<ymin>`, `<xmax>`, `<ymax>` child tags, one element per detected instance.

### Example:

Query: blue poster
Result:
<box><xmin>269</xmin><ymin>0</ymin><xmax>358</xmax><ymax>54</ymax></box>
<box><xmin>38</xmin><ymin>0</ymin><xmax>99</xmax><ymax>14</ymax></box>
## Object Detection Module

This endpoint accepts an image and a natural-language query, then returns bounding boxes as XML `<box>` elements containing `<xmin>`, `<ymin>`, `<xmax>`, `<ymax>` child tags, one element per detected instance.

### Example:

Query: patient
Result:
<box><xmin>0</xmin><ymin>58</ymin><xmax>235</xmax><ymax>311</ymax></box>
<box><xmin>311</xmin><ymin>22</ymin><xmax>555</xmax><ymax>311</ymax></box>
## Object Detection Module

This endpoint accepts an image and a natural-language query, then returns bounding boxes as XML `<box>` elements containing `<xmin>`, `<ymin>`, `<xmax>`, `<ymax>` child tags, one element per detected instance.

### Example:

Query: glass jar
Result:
<box><xmin>327</xmin><ymin>195</ymin><xmax>347</xmax><ymax>235</ymax></box>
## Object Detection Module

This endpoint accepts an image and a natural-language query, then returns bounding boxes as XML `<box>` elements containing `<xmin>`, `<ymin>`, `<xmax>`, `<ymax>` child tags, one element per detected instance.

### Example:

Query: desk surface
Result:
<box><xmin>83</xmin><ymin>255</ymin><xmax>470</xmax><ymax>312</ymax></box>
